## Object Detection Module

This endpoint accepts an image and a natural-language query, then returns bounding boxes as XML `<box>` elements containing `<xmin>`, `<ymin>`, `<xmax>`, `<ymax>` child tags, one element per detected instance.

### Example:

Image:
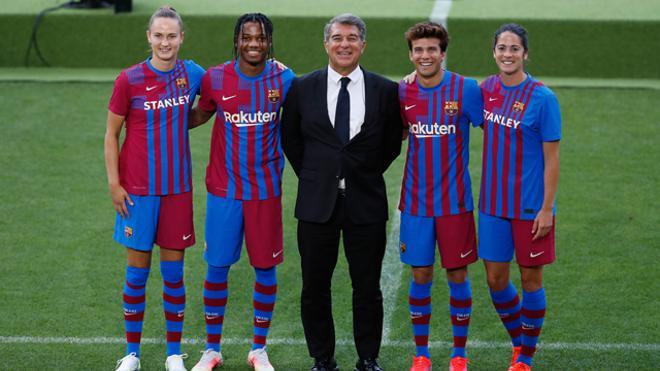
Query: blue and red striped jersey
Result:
<box><xmin>198</xmin><ymin>60</ymin><xmax>295</xmax><ymax>200</ymax></box>
<box><xmin>479</xmin><ymin>74</ymin><xmax>561</xmax><ymax>220</ymax></box>
<box><xmin>109</xmin><ymin>58</ymin><xmax>204</xmax><ymax>196</ymax></box>
<box><xmin>398</xmin><ymin>71</ymin><xmax>483</xmax><ymax>217</ymax></box>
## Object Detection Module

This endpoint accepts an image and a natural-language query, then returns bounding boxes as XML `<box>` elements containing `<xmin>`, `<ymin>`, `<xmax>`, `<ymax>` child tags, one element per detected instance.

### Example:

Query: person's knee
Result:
<box><xmin>412</xmin><ymin>265</ymin><xmax>434</xmax><ymax>284</ymax></box>
<box><xmin>486</xmin><ymin>270</ymin><xmax>509</xmax><ymax>291</ymax></box>
<box><xmin>446</xmin><ymin>266</ymin><xmax>468</xmax><ymax>283</ymax></box>
<box><xmin>520</xmin><ymin>266</ymin><xmax>543</xmax><ymax>291</ymax></box>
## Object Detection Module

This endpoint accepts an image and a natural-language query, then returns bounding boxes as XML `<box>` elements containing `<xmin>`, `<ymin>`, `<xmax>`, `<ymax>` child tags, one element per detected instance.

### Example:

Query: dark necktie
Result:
<box><xmin>335</xmin><ymin>76</ymin><xmax>350</xmax><ymax>144</ymax></box>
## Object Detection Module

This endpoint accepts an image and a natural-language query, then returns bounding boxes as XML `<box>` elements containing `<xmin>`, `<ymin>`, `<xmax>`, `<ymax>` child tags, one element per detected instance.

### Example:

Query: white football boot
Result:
<box><xmin>191</xmin><ymin>349</ymin><xmax>223</xmax><ymax>371</ymax></box>
<box><xmin>115</xmin><ymin>352</ymin><xmax>140</xmax><ymax>371</ymax></box>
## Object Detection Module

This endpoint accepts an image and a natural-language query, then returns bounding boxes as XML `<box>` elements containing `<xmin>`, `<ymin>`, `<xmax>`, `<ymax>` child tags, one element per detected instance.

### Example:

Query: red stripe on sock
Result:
<box><xmin>523</xmin><ymin>327</ymin><xmax>541</xmax><ymax>337</ymax></box>
<box><xmin>450</xmin><ymin>297</ymin><xmax>472</xmax><ymax>308</ymax></box>
<box><xmin>164</xmin><ymin>311</ymin><xmax>184</xmax><ymax>322</ymax></box>
<box><xmin>124</xmin><ymin>311</ymin><xmax>144</xmax><ymax>322</ymax></box>
<box><xmin>207</xmin><ymin>334</ymin><xmax>221</xmax><ymax>344</ymax></box>
<box><xmin>167</xmin><ymin>331</ymin><xmax>182</xmax><ymax>342</ymax></box>
<box><xmin>204</xmin><ymin>297</ymin><xmax>227</xmax><ymax>307</ymax></box>
<box><xmin>508</xmin><ymin>327</ymin><xmax>522</xmax><ymax>338</ymax></box>
<box><xmin>520</xmin><ymin>345</ymin><xmax>536</xmax><ymax>357</ymax></box>
<box><xmin>409</xmin><ymin>296</ymin><xmax>431</xmax><ymax>306</ymax></box>
<box><xmin>163</xmin><ymin>293</ymin><xmax>186</xmax><ymax>305</ymax></box>
<box><xmin>253</xmin><ymin>300</ymin><xmax>274</xmax><ymax>311</ymax></box>
<box><xmin>164</xmin><ymin>280</ymin><xmax>184</xmax><ymax>289</ymax></box>
<box><xmin>494</xmin><ymin>296</ymin><xmax>519</xmax><ymax>310</ymax></box>
<box><xmin>521</xmin><ymin>308</ymin><xmax>546</xmax><ymax>319</ymax></box>
<box><xmin>126</xmin><ymin>332</ymin><xmax>142</xmax><ymax>343</ymax></box>
<box><xmin>501</xmin><ymin>311</ymin><xmax>521</xmax><ymax>323</ymax></box>
<box><xmin>451</xmin><ymin>315</ymin><xmax>471</xmax><ymax>326</ymax></box>
<box><xmin>255</xmin><ymin>282</ymin><xmax>277</xmax><ymax>295</ymax></box>
<box><xmin>253</xmin><ymin>335</ymin><xmax>267</xmax><ymax>345</ymax></box>
<box><xmin>204</xmin><ymin>281</ymin><xmax>228</xmax><ymax>291</ymax></box>
<box><xmin>126</xmin><ymin>281</ymin><xmax>145</xmax><ymax>290</ymax></box>
<box><xmin>123</xmin><ymin>294</ymin><xmax>145</xmax><ymax>304</ymax></box>
<box><xmin>414</xmin><ymin>335</ymin><xmax>429</xmax><ymax>346</ymax></box>
<box><xmin>453</xmin><ymin>336</ymin><xmax>467</xmax><ymax>348</ymax></box>
<box><xmin>254</xmin><ymin>318</ymin><xmax>271</xmax><ymax>328</ymax></box>
<box><xmin>411</xmin><ymin>313</ymin><xmax>431</xmax><ymax>325</ymax></box>
<box><xmin>205</xmin><ymin>314</ymin><xmax>224</xmax><ymax>325</ymax></box>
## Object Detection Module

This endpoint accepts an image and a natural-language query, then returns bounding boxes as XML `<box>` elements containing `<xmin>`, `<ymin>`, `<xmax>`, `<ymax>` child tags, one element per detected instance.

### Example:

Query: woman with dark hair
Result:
<box><xmin>478</xmin><ymin>23</ymin><xmax>561</xmax><ymax>371</ymax></box>
<box><xmin>105</xmin><ymin>6</ymin><xmax>204</xmax><ymax>371</ymax></box>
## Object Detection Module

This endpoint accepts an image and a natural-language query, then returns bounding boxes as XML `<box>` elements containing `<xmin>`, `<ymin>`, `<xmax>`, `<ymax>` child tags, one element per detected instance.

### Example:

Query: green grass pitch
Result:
<box><xmin>0</xmin><ymin>81</ymin><xmax>658</xmax><ymax>370</ymax></box>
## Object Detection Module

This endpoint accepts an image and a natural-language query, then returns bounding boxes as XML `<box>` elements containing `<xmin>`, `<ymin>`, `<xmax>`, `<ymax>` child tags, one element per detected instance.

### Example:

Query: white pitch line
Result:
<box><xmin>430</xmin><ymin>0</ymin><xmax>452</xmax><ymax>27</ymax></box>
<box><xmin>380</xmin><ymin>189</ymin><xmax>403</xmax><ymax>342</ymax></box>
<box><xmin>430</xmin><ymin>0</ymin><xmax>452</xmax><ymax>69</ymax></box>
<box><xmin>1</xmin><ymin>336</ymin><xmax>658</xmax><ymax>351</ymax></box>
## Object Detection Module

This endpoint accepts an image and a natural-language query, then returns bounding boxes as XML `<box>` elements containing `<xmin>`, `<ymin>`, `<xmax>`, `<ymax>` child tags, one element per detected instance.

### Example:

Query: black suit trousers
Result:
<box><xmin>297</xmin><ymin>193</ymin><xmax>386</xmax><ymax>361</ymax></box>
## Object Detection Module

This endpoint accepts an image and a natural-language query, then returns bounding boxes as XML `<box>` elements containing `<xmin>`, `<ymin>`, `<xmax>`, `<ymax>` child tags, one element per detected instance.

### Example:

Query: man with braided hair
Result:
<box><xmin>189</xmin><ymin>13</ymin><xmax>294</xmax><ymax>371</ymax></box>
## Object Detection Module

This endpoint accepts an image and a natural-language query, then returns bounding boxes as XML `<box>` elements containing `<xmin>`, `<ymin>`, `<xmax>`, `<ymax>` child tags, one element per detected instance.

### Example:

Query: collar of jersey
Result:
<box><xmin>499</xmin><ymin>73</ymin><xmax>532</xmax><ymax>90</ymax></box>
<box><xmin>145</xmin><ymin>57</ymin><xmax>176</xmax><ymax>75</ymax></box>
<box><xmin>233</xmin><ymin>59</ymin><xmax>269</xmax><ymax>81</ymax></box>
<box><xmin>416</xmin><ymin>69</ymin><xmax>451</xmax><ymax>91</ymax></box>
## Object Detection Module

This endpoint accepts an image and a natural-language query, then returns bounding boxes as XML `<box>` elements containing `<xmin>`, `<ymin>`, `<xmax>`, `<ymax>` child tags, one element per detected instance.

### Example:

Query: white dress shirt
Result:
<box><xmin>327</xmin><ymin>65</ymin><xmax>366</xmax><ymax>189</ymax></box>
<box><xmin>327</xmin><ymin>65</ymin><xmax>365</xmax><ymax>140</ymax></box>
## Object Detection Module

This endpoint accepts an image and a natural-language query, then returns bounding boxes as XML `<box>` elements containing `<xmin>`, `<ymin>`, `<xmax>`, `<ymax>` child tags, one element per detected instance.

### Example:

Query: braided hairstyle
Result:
<box><xmin>233</xmin><ymin>13</ymin><xmax>274</xmax><ymax>60</ymax></box>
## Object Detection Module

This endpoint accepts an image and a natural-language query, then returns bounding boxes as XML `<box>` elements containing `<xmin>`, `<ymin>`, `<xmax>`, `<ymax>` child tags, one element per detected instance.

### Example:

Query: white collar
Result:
<box><xmin>327</xmin><ymin>65</ymin><xmax>363</xmax><ymax>85</ymax></box>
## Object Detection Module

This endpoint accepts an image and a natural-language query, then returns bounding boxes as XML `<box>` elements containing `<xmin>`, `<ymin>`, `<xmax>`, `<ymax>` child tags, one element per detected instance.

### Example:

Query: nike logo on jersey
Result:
<box><xmin>489</xmin><ymin>97</ymin><xmax>498</xmax><ymax>102</ymax></box>
<box><xmin>272</xmin><ymin>249</ymin><xmax>283</xmax><ymax>258</ymax></box>
<box><xmin>222</xmin><ymin>95</ymin><xmax>237</xmax><ymax>101</ymax></box>
<box><xmin>183</xmin><ymin>234</ymin><xmax>192</xmax><ymax>241</ymax></box>
<box><xmin>404</xmin><ymin>104</ymin><xmax>416</xmax><ymax>111</ymax></box>
<box><xmin>460</xmin><ymin>250</ymin><xmax>473</xmax><ymax>258</ymax></box>
<box><xmin>146</xmin><ymin>85</ymin><xmax>158</xmax><ymax>91</ymax></box>
<box><xmin>530</xmin><ymin>251</ymin><xmax>545</xmax><ymax>258</ymax></box>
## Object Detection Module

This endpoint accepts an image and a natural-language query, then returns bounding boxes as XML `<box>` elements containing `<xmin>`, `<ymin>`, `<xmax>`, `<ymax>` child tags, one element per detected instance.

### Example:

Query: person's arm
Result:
<box><xmin>104</xmin><ymin>110</ymin><xmax>133</xmax><ymax>218</ymax></box>
<box><xmin>189</xmin><ymin>106</ymin><xmax>214</xmax><ymax>129</ymax></box>
<box><xmin>281</xmin><ymin>78</ymin><xmax>304</xmax><ymax>176</ymax></box>
<box><xmin>532</xmin><ymin>141</ymin><xmax>560</xmax><ymax>240</ymax></box>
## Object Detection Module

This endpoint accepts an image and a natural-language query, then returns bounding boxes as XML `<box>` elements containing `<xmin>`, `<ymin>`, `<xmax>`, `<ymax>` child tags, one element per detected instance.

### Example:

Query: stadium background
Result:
<box><xmin>0</xmin><ymin>0</ymin><xmax>658</xmax><ymax>369</ymax></box>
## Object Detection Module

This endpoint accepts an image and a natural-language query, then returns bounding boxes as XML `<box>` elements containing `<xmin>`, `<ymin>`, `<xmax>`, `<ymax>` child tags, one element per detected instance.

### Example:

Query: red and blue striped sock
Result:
<box><xmin>489</xmin><ymin>282</ymin><xmax>522</xmax><ymax>346</ymax></box>
<box><xmin>409</xmin><ymin>280</ymin><xmax>432</xmax><ymax>358</ymax></box>
<box><xmin>518</xmin><ymin>287</ymin><xmax>546</xmax><ymax>366</ymax></box>
<box><xmin>449</xmin><ymin>279</ymin><xmax>472</xmax><ymax>358</ymax></box>
<box><xmin>123</xmin><ymin>265</ymin><xmax>149</xmax><ymax>357</ymax></box>
<box><xmin>252</xmin><ymin>267</ymin><xmax>277</xmax><ymax>350</ymax></box>
<box><xmin>203</xmin><ymin>264</ymin><xmax>230</xmax><ymax>352</ymax></box>
<box><xmin>161</xmin><ymin>260</ymin><xmax>186</xmax><ymax>356</ymax></box>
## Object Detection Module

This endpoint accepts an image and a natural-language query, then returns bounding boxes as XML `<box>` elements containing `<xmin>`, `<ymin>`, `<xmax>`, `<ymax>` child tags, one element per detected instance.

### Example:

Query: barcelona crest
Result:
<box><xmin>176</xmin><ymin>78</ymin><xmax>187</xmax><ymax>89</ymax></box>
<box><xmin>124</xmin><ymin>226</ymin><xmax>133</xmax><ymax>238</ymax></box>
<box><xmin>444</xmin><ymin>101</ymin><xmax>459</xmax><ymax>116</ymax></box>
<box><xmin>400</xmin><ymin>242</ymin><xmax>407</xmax><ymax>253</ymax></box>
<box><xmin>512</xmin><ymin>101</ymin><xmax>525</xmax><ymax>112</ymax></box>
<box><xmin>267</xmin><ymin>89</ymin><xmax>280</xmax><ymax>103</ymax></box>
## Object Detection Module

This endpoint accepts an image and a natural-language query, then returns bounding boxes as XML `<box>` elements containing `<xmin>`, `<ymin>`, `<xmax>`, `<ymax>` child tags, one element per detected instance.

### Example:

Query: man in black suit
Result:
<box><xmin>281</xmin><ymin>13</ymin><xmax>402</xmax><ymax>371</ymax></box>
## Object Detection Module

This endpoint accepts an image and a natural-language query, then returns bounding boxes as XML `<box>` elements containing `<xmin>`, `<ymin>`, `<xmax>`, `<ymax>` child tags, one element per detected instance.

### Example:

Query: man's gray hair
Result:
<box><xmin>323</xmin><ymin>13</ymin><xmax>366</xmax><ymax>41</ymax></box>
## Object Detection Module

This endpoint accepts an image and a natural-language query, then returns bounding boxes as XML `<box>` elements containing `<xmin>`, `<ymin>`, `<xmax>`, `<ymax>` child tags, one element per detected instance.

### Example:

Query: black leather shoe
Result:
<box><xmin>354</xmin><ymin>358</ymin><xmax>383</xmax><ymax>371</ymax></box>
<box><xmin>312</xmin><ymin>357</ymin><xmax>339</xmax><ymax>371</ymax></box>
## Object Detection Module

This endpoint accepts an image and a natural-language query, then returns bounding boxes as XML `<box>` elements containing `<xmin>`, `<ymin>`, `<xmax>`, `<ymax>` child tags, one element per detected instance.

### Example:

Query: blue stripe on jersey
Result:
<box><xmin>502</xmin><ymin>85</ymin><xmax>522</xmax><ymax>218</ymax></box>
<box><xmin>483</xmin><ymin>114</ymin><xmax>494</xmax><ymax>212</ymax></box>
<box><xmin>225</xmin><ymin>110</ymin><xmax>236</xmax><ymax>199</ymax></box>
<box><xmin>255</xmin><ymin>80</ymin><xmax>266</xmax><ymax>200</ymax></box>
<box><xmin>431</xmin><ymin>90</ymin><xmax>442</xmax><ymax>215</ymax></box>
<box><xmin>182</xmin><ymin>97</ymin><xmax>190</xmax><ymax>193</ymax></box>
<box><xmin>171</xmin><ymin>71</ymin><xmax>180</xmax><ymax>195</ymax></box>
<box><xmin>448</xmin><ymin>79</ymin><xmax>459</xmax><ymax>215</ymax></box>
<box><xmin>404</xmin><ymin>134</ymin><xmax>414</xmax><ymax>212</ymax></box>
<box><xmin>147</xmin><ymin>109</ymin><xmax>156</xmax><ymax>195</ymax></box>
<box><xmin>160</xmin><ymin>88</ymin><xmax>169</xmax><ymax>195</ymax></box>
<box><xmin>264</xmin><ymin>73</ymin><xmax>278</xmax><ymax>197</ymax></box>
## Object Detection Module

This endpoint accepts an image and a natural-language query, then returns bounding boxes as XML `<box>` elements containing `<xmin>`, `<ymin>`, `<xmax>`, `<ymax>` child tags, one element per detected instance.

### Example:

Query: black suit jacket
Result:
<box><xmin>281</xmin><ymin>67</ymin><xmax>402</xmax><ymax>224</ymax></box>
